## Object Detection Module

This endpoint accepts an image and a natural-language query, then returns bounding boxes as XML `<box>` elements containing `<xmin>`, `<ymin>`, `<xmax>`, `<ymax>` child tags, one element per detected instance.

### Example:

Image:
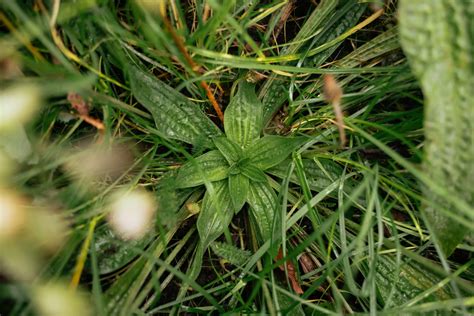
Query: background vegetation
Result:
<box><xmin>0</xmin><ymin>0</ymin><xmax>472</xmax><ymax>315</ymax></box>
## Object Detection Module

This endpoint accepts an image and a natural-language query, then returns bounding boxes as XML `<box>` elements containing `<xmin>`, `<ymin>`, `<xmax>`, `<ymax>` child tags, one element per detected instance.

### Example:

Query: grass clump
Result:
<box><xmin>0</xmin><ymin>0</ymin><xmax>472</xmax><ymax>315</ymax></box>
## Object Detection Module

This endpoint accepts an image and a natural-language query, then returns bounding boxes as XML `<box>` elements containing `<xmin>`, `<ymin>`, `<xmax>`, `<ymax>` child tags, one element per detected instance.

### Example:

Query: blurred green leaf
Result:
<box><xmin>92</xmin><ymin>225</ymin><xmax>154</xmax><ymax>275</ymax></box>
<box><xmin>399</xmin><ymin>0</ymin><xmax>474</xmax><ymax>256</ymax></box>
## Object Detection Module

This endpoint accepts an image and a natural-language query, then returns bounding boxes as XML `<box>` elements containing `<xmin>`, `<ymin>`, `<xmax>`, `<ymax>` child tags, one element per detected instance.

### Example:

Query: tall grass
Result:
<box><xmin>0</xmin><ymin>1</ymin><xmax>472</xmax><ymax>315</ymax></box>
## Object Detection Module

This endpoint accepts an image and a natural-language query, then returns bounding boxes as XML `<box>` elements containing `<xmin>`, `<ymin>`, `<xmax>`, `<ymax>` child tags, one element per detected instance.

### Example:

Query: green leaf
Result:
<box><xmin>399</xmin><ymin>0</ymin><xmax>474</xmax><ymax>256</ymax></box>
<box><xmin>155</xmin><ymin>187</ymin><xmax>197</xmax><ymax>228</ymax></box>
<box><xmin>224</xmin><ymin>81</ymin><xmax>263</xmax><ymax>147</ymax></box>
<box><xmin>128</xmin><ymin>66</ymin><xmax>222</xmax><ymax>148</ymax></box>
<box><xmin>213</xmin><ymin>136</ymin><xmax>243</xmax><ymax>164</ymax></box>
<box><xmin>175</xmin><ymin>151</ymin><xmax>229</xmax><ymax>188</ymax></box>
<box><xmin>245</xmin><ymin>136</ymin><xmax>306</xmax><ymax>170</ymax></box>
<box><xmin>228</xmin><ymin>173</ymin><xmax>249</xmax><ymax>212</ymax></box>
<box><xmin>210</xmin><ymin>241</ymin><xmax>251</xmax><ymax>266</ymax></box>
<box><xmin>0</xmin><ymin>122</ymin><xmax>34</xmax><ymax>164</ymax></box>
<box><xmin>275</xmin><ymin>287</ymin><xmax>305</xmax><ymax>316</ymax></box>
<box><xmin>92</xmin><ymin>225</ymin><xmax>154</xmax><ymax>275</ymax></box>
<box><xmin>197</xmin><ymin>180</ymin><xmax>234</xmax><ymax>248</ymax></box>
<box><xmin>247</xmin><ymin>181</ymin><xmax>281</xmax><ymax>254</ymax></box>
<box><xmin>185</xmin><ymin>243</ymin><xmax>205</xmax><ymax>285</ymax></box>
<box><xmin>240</xmin><ymin>163</ymin><xmax>267</xmax><ymax>183</ymax></box>
<box><xmin>374</xmin><ymin>254</ymin><xmax>455</xmax><ymax>308</ymax></box>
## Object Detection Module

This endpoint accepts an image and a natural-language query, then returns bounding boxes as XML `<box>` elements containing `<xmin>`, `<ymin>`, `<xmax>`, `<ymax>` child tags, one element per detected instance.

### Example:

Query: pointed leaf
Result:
<box><xmin>197</xmin><ymin>181</ymin><xmax>234</xmax><ymax>248</ymax></box>
<box><xmin>128</xmin><ymin>66</ymin><xmax>222</xmax><ymax>148</ymax></box>
<box><xmin>240</xmin><ymin>163</ymin><xmax>267</xmax><ymax>182</ymax></box>
<box><xmin>245</xmin><ymin>136</ymin><xmax>306</xmax><ymax>170</ymax></box>
<box><xmin>400</xmin><ymin>0</ymin><xmax>474</xmax><ymax>256</ymax></box>
<box><xmin>175</xmin><ymin>151</ymin><xmax>229</xmax><ymax>188</ymax></box>
<box><xmin>247</xmin><ymin>181</ymin><xmax>281</xmax><ymax>254</ymax></box>
<box><xmin>213</xmin><ymin>136</ymin><xmax>243</xmax><ymax>164</ymax></box>
<box><xmin>228</xmin><ymin>173</ymin><xmax>249</xmax><ymax>212</ymax></box>
<box><xmin>224</xmin><ymin>81</ymin><xmax>263</xmax><ymax>147</ymax></box>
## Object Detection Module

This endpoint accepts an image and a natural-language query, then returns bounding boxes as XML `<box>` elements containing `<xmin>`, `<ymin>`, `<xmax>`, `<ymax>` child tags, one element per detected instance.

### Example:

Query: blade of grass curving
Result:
<box><xmin>292</xmin><ymin>152</ymin><xmax>321</xmax><ymax>229</ymax></box>
<box><xmin>134</xmin><ymin>227</ymin><xmax>196</xmax><ymax>312</ymax></box>
<box><xmin>347</xmin><ymin>121</ymin><xmax>474</xmax><ymax>230</ymax></box>
<box><xmin>259</xmin><ymin>0</ymin><xmax>338</xmax><ymax>124</ymax></box>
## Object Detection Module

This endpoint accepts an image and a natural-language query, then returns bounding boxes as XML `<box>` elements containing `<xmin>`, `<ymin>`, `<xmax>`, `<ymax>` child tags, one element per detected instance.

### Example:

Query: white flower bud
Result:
<box><xmin>0</xmin><ymin>84</ymin><xmax>40</xmax><ymax>130</ymax></box>
<box><xmin>33</xmin><ymin>282</ymin><xmax>92</xmax><ymax>316</ymax></box>
<box><xmin>0</xmin><ymin>190</ymin><xmax>26</xmax><ymax>240</ymax></box>
<box><xmin>107</xmin><ymin>189</ymin><xmax>156</xmax><ymax>240</ymax></box>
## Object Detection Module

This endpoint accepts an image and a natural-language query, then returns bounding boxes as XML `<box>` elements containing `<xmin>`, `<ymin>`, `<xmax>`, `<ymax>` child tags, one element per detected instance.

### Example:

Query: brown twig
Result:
<box><xmin>67</xmin><ymin>92</ymin><xmax>105</xmax><ymax>132</ymax></box>
<box><xmin>202</xmin><ymin>3</ymin><xmax>211</xmax><ymax>22</ymax></box>
<box><xmin>160</xmin><ymin>6</ymin><xmax>224</xmax><ymax>122</ymax></box>
<box><xmin>272</xmin><ymin>0</ymin><xmax>295</xmax><ymax>44</ymax></box>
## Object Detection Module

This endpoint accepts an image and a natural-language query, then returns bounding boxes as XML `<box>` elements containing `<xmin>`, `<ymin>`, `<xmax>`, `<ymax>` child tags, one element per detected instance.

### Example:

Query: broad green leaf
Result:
<box><xmin>224</xmin><ymin>81</ymin><xmax>263</xmax><ymax>147</ymax></box>
<box><xmin>210</xmin><ymin>241</ymin><xmax>251</xmax><ymax>266</ymax></box>
<box><xmin>374</xmin><ymin>254</ymin><xmax>455</xmax><ymax>309</ymax></box>
<box><xmin>245</xmin><ymin>136</ymin><xmax>306</xmax><ymax>170</ymax></box>
<box><xmin>240</xmin><ymin>163</ymin><xmax>267</xmax><ymax>183</ymax></box>
<box><xmin>275</xmin><ymin>287</ymin><xmax>305</xmax><ymax>316</ymax></box>
<box><xmin>184</xmin><ymin>181</ymin><xmax>234</xmax><ymax>293</ymax></box>
<box><xmin>213</xmin><ymin>136</ymin><xmax>243</xmax><ymax>164</ymax></box>
<box><xmin>128</xmin><ymin>66</ymin><xmax>222</xmax><ymax>148</ymax></box>
<box><xmin>91</xmin><ymin>225</ymin><xmax>154</xmax><ymax>275</ymax></box>
<box><xmin>228</xmin><ymin>173</ymin><xmax>249</xmax><ymax>212</ymax></box>
<box><xmin>399</xmin><ymin>0</ymin><xmax>474</xmax><ymax>256</ymax></box>
<box><xmin>175</xmin><ymin>151</ymin><xmax>229</xmax><ymax>188</ymax></box>
<box><xmin>247</xmin><ymin>181</ymin><xmax>281</xmax><ymax>254</ymax></box>
<box><xmin>304</xmin><ymin>1</ymin><xmax>366</xmax><ymax>67</ymax></box>
<box><xmin>197</xmin><ymin>180</ymin><xmax>234</xmax><ymax>248</ymax></box>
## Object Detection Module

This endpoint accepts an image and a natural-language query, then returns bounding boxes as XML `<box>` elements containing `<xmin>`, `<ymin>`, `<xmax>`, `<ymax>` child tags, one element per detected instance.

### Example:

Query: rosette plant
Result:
<box><xmin>129</xmin><ymin>66</ymin><xmax>305</xmax><ymax>278</ymax></box>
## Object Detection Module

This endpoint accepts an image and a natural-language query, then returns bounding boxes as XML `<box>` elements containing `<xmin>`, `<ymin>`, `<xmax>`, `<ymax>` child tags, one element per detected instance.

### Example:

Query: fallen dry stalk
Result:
<box><xmin>160</xmin><ymin>4</ymin><xmax>224</xmax><ymax>122</ymax></box>
<box><xmin>67</xmin><ymin>92</ymin><xmax>105</xmax><ymax>132</ymax></box>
